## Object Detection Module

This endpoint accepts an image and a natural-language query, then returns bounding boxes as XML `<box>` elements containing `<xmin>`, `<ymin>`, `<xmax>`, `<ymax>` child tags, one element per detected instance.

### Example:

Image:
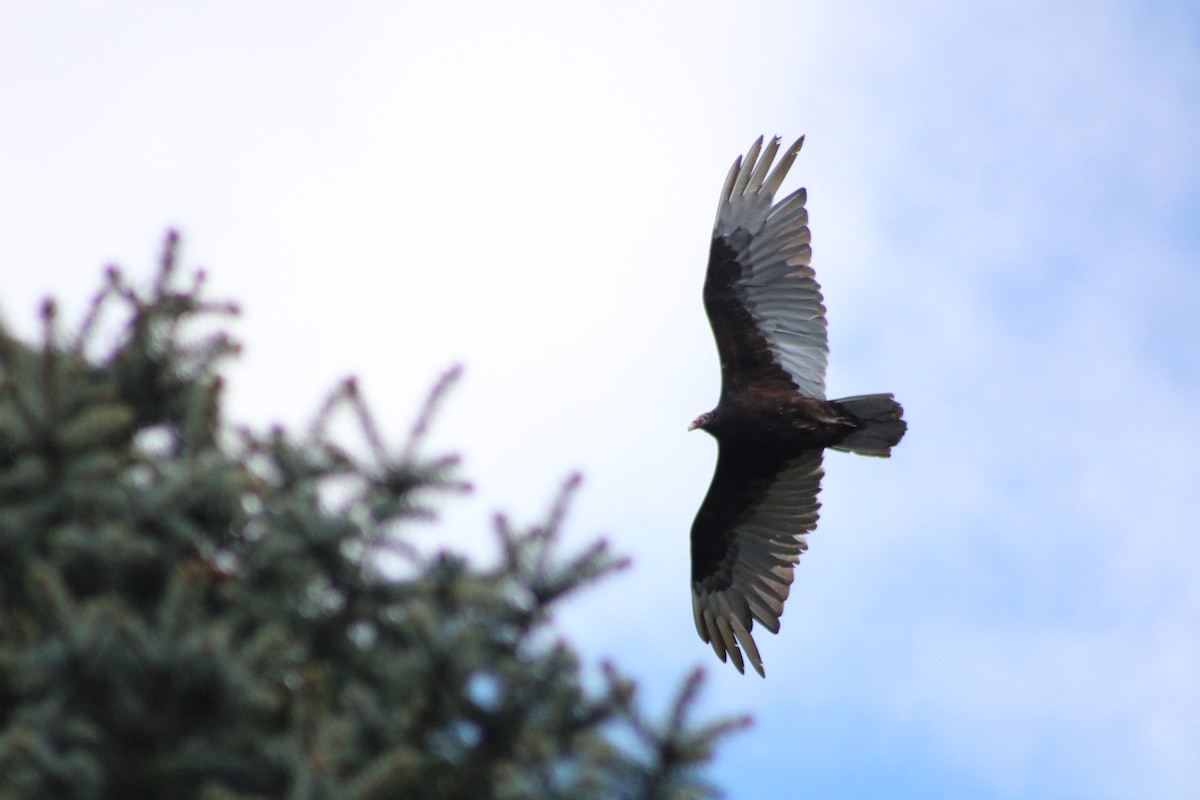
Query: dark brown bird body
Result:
<box><xmin>699</xmin><ymin>393</ymin><xmax>858</xmax><ymax>454</ymax></box>
<box><xmin>688</xmin><ymin>136</ymin><xmax>906</xmax><ymax>677</ymax></box>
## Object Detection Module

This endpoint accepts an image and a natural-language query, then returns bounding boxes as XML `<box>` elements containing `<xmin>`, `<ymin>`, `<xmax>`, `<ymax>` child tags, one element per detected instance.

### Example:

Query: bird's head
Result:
<box><xmin>688</xmin><ymin>410</ymin><xmax>716</xmax><ymax>432</ymax></box>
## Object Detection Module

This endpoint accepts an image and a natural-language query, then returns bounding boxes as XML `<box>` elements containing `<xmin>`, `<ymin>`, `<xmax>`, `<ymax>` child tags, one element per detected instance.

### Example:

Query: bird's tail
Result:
<box><xmin>830</xmin><ymin>393</ymin><xmax>906</xmax><ymax>457</ymax></box>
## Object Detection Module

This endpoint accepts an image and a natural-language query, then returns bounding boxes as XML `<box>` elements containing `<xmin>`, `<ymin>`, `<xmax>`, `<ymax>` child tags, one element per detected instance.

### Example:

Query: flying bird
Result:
<box><xmin>689</xmin><ymin>136</ymin><xmax>906</xmax><ymax>677</ymax></box>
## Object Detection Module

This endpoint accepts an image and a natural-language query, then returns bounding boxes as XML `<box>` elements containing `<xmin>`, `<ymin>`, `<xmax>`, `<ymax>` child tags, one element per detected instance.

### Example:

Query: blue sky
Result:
<box><xmin>2</xmin><ymin>1</ymin><xmax>1198</xmax><ymax>797</ymax></box>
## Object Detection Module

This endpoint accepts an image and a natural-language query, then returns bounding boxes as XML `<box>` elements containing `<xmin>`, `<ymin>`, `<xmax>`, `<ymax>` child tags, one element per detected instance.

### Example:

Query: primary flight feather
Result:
<box><xmin>689</xmin><ymin>136</ymin><xmax>907</xmax><ymax>677</ymax></box>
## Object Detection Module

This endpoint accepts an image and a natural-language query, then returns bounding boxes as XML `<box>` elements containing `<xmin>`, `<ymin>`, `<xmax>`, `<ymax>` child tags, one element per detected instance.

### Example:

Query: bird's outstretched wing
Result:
<box><xmin>704</xmin><ymin>136</ymin><xmax>828</xmax><ymax>400</ymax></box>
<box><xmin>690</xmin><ymin>447</ymin><xmax>824</xmax><ymax>677</ymax></box>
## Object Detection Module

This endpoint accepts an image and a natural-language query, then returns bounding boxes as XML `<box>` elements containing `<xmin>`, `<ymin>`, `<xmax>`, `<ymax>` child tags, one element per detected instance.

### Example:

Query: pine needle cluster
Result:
<box><xmin>0</xmin><ymin>233</ymin><xmax>747</xmax><ymax>800</ymax></box>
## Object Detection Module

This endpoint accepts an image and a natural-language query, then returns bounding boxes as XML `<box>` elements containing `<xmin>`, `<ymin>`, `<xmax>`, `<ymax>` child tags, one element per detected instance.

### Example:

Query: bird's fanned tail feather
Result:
<box><xmin>830</xmin><ymin>394</ymin><xmax>907</xmax><ymax>457</ymax></box>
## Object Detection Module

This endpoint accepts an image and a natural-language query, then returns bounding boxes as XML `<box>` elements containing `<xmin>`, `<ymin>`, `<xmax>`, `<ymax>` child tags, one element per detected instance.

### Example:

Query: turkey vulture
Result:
<box><xmin>689</xmin><ymin>136</ymin><xmax>906</xmax><ymax>677</ymax></box>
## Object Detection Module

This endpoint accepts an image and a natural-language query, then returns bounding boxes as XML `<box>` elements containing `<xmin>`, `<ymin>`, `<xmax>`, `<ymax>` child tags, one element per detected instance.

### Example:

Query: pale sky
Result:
<box><xmin>2</xmin><ymin>2</ymin><xmax>1198</xmax><ymax>797</ymax></box>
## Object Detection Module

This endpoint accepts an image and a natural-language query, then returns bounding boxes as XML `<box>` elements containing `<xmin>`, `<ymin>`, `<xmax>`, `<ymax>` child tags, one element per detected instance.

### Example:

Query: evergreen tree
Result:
<box><xmin>0</xmin><ymin>233</ymin><xmax>747</xmax><ymax>800</ymax></box>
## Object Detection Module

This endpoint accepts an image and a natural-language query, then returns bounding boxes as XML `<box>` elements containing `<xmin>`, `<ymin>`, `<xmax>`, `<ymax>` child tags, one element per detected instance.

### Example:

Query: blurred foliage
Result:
<box><xmin>0</xmin><ymin>232</ymin><xmax>746</xmax><ymax>800</ymax></box>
